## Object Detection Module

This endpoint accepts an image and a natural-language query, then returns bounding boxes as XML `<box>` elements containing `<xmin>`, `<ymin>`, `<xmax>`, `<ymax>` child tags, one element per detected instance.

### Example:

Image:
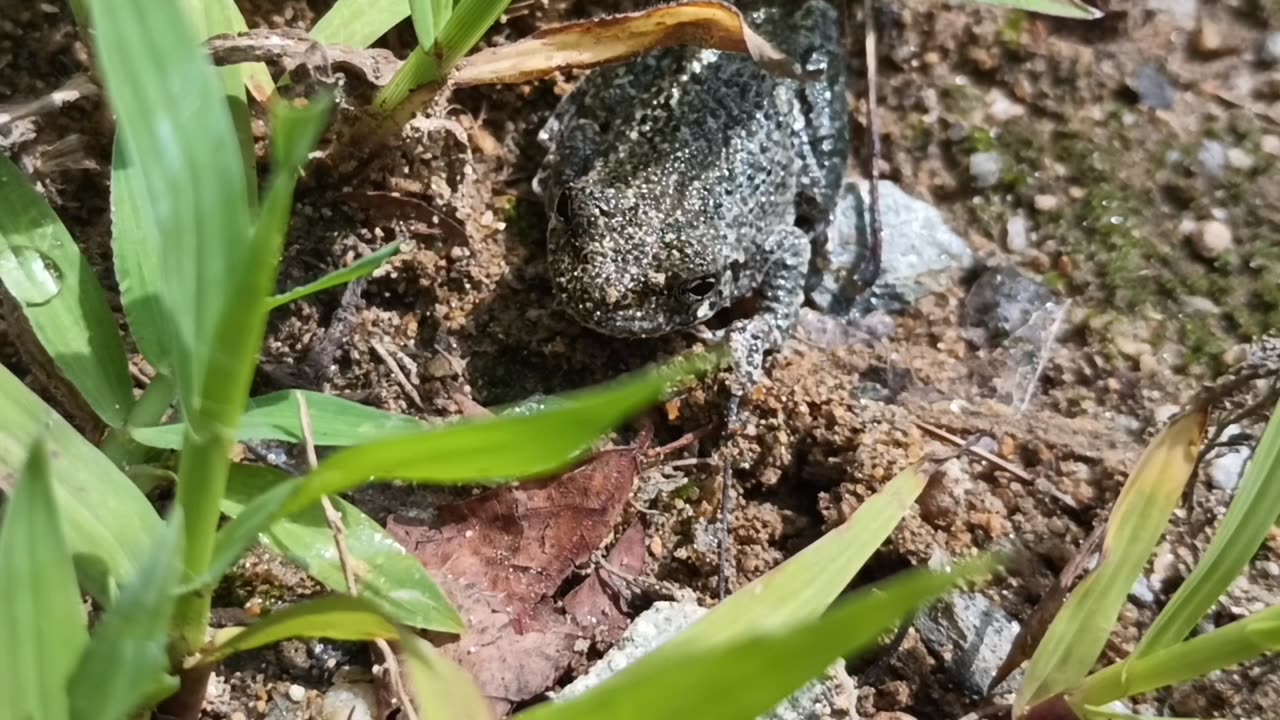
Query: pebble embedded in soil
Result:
<box><xmin>1004</xmin><ymin>214</ymin><xmax>1030</xmax><ymax>253</ymax></box>
<box><xmin>1032</xmin><ymin>194</ymin><xmax>1060</xmax><ymax>213</ymax></box>
<box><xmin>914</xmin><ymin>591</ymin><xmax>1022</xmax><ymax>696</ymax></box>
<box><xmin>1192</xmin><ymin>219</ymin><xmax>1234</xmax><ymax>259</ymax></box>
<box><xmin>1260</xmin><ymin>32</ymin><xmax>1280</xmax><ymax>66</ymax></box>
<box><xmin>559</xmin><ymin>602</ymin><xmax>857</xmax><ymax>719</ymax></box>
<box><xmin>1207</xmin><ymin>447</ymin><xmax>1251</xmax><ymax>492</ymax></box>
<box><xmin>968</xmin><ymin>151</ymin><xmax>1003</xmax><ymax>188</ymax></box>
<box><xmin>962</xmin><ymin>267</ymin><xmax>1055</xmax><ymax>342</ymax></box>
<box><xmin>286</xmin><ymin>684</ymin><xmax>306</xmax><ymax>703</ymax></box>
<box><xmin>811</xmin><ymin>179</ymin><xmax>973</xmax><ymax>316</ymax></box>
<box><xmin>321</xmin><ymin>681</ymin><xmax>377</xmax><ymax>720</ymax></box>
<box><xmin>1197</xmin><ymin>140</ymin><xmax>1229</xmax><ymax>180</ymax></box>
<box><xmin>1129</xmin><ymin>64</ymin><xmax>1177</xmax><ymax>109</ymax></box>
<box><xmin>1145</xmin><ymin>0</ymin><xmax>1199</xmax><ymax>29</ymax></box>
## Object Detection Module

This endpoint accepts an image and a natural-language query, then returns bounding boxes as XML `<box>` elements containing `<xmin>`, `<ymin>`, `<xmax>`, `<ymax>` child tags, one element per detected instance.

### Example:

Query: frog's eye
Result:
<box><xmin>554</xmin><ymin>190</ymin><xmax>571</xmax><ymax>222</ymax></box>
<box><xmin>682</xmin><ymin>275</ymin><xmax>718</xmax><ymax>300</ymax></box>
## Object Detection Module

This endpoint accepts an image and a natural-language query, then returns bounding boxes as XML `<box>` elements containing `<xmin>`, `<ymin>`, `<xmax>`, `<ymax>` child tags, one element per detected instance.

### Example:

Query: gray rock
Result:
<box><xmin>969</xmin><ymin>151</ymin><xmax>1004</xmax><ymax>188</ymax></box>
<box><xmin>1260</xmin><ymin>32</ymin><xmax>1280</xmax><ymax>66</ymax></box>
<box><xmin>963</xmin><ymin>267</ymin><xmax>1055</xmax><ymax>342</ymax></box>
<box><xmin>1145</xmin><ymin>0</ymin><xmax>1198</xmax><ymax>29</ymax></box>
<box><xmin>1130</xmin><ymin>576</ymin><xmax>1157</xmax><ymax>607</ymax></box>
<box><xmin>1197</xmin><ymin>139</ymin><xmax>1228</xmax><ymax>180</ymax></box>
<box><xmin>915</xmin><ymin>592</ymin><xmax>1022</xmax><ymax>696</ymax></box>
<box><xmin>1207</xmin><ymin>447</ymin><xmax>1251</xmax><ymax>492</ymax></box>
<box><xmin>1129</xmin><ymin>64</ymin><xmax>1177</xmax><ymax>109</ymax></box>
<box><xmin>810</xmin><ymin>179</ymin><xmax>974</xmax><ymax>317</ymax></box>
<box><xmin>321</xmin><ymin>682</ymin><xmax>377</xmax><ymax>720</ymax></box>
<box><xmin>559</xmin><ymin>601</ymin><xmax>858</xmax><ymax>719</ymax></box>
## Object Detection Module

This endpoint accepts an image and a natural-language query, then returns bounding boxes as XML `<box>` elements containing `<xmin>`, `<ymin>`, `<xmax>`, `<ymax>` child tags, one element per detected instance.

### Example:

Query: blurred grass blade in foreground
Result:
<box><xmin>1014</xmin><ymin>408</ymin><xmax>1208</xmax><ymax>716</ymax></box>
<box><xmin>0</xmin><ymin>439</ymin><xmax>89</xmax><ymax>720</ymax></box>
<box><xmin>517</xmin><ymin>559</ymin><xmax>996</xmax><ymax>720</ymax></box>
<box><xmin>0</xmin><ymin>365</ymin><xmax>161</xmax><ymax>604</ymax></box>
<box><xmin>1131</xmin><ymin>398</ymin><xmax>1280</xmax><ymax>657</ymax></box>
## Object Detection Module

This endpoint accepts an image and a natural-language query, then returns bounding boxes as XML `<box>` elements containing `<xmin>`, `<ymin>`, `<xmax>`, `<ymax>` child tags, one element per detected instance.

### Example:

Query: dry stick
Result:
<box><xmin>914</xmin><ymin>420</ymin><xmax>1033</xmax><ymax>482</ymax></box>
<box><xmin>370</xmin><ymin>338</ymin><xmax>425</xmax><ymax>410</ymax></box>
<box><xmin>856</xmin><ymin>0</ymin><xmax>884</xmax><ymax>295</ymax></box>
<box><xmin>295</xmin><ymin>393</ymin><xmax>420</xmax><ymax>720</ymax></box>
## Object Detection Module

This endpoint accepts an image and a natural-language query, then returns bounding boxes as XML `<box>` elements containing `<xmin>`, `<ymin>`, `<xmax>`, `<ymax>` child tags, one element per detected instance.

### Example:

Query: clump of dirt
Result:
<box><xmin>2</xmin><ymin>0</ymin><xmax>1278</xmax><ymax>718</ymax></box>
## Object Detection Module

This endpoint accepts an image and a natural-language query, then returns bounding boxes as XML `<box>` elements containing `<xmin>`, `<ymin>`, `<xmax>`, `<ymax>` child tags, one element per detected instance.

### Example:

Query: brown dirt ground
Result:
<box><xmin>2</xmin><ymin>0</ymin><xmax>1279</xmax><ymax>717</ymax></box>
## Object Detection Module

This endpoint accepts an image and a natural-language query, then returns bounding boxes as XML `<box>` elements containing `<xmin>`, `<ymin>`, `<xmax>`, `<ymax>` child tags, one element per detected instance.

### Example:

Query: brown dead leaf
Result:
<box><xmin>205</xmin><ymin>29</ymin><xmax>401</xmax><ymax>88</ymax></box>
<box><xmin>563</xmin><ymin>521</ymin><xmax>648</xmax><ymax>644</ymax></box>
<box><xmin>453</xmin><ymin>0</ymin><xmax>810</xmax><ymax>87</ymax></box>
<box><xmin>391</xmin><ymin>443</ymin><xmax>647</xmax><ymax>715</ymax></box>
<box><xmin>424</xmin><ymin>579</ymin><xmax>580</xmax><ymax>718</ymax></box>
<box><xmin>387</xmin><ymin>442</ymin><xmax>646</xmax><ymax>617</ymax></box>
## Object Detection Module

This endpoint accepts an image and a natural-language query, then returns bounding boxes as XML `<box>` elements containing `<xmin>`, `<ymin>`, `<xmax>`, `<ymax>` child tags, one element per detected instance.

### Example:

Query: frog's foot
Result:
<box><xmin>724</xmin><ymin>315</ymin><xmax>781</xmax><ymax>399</ymax></box>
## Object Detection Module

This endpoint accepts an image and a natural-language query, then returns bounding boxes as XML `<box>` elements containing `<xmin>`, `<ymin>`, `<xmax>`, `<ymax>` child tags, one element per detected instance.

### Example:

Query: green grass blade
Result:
<box><xmin>432</xmin><ymin>0</ymin><xmax>453</xmax><ymax>35</ymax></box>
<box><xmin>169</xmin><ymin>94</ymin><xmax>333</xmax><ymax>651</ymax></box>
<box><xmin>963</xmin><ymin>0</ymin><xmax>1102</xmax><ymax>18</ymax></box>
<box><xmin>205</xmin><ymin>0</ymin><xmax>276</xmax><ymax>102</ymax></box>
<box><xmin>283</xmin><ymin>352</ymin><xmax>718</xmax><ymax>513</ymax></box>
<box><xmin>68</xmin><ymin>511</ymin><xmax>184</xmax><ymax>720</ymax></box>
<box><xmin>194</xmin><ymin>475</ymin><xmax>306</xmax><ymax>591</ymax></box>
<box><xmin>437</xmin><ymin>0</ymin><xmax>511</xmax><ymax>71</ymax></box>
<box><xmin>402</xmin><ymin>631</ymin><xmax>494</xmax><ymax>720</ymax></box>
<box><xmin>110</xmin><ymin>136</ymin><xmax>173</xmax><ymax>375</ymax></box>
<box><xmin>1135</xmin><ymin>400</ymin><xmax>1280</xmax><ymax>657</ymax></box>
<box><xmin>0</xmin><ymin>365</ymin><xmax>161</xmax><ymax>604</ymax></box>
<box><xmin>131</xmin><ymin>388</ymin><xmax>426</xmax><ymax>449</ymax></box>
<box><xmin>1081</xmin><ymin>707</ymin><xmax>1201</xmax><ymax>720</ymax></box>
<box><xmin>87</xmin><ymin>0</ymin><xmax>253</xmax><ymax>420</ymax></box>
<box><xmin>668</xmin><ymin>464</ymin><xmax>929</xmax><ymax>651</ymax></box>
<box><xmin>516</xmin><ymin>559</ymin><xmax>996</xmax><ymax>720</ymax></box>
<box><xmin>267</xmin><ymin>241</ymin><xmax>402</xmax><ymax>310</ymax></box>
<box><xmin>310</xmin><ymin>0</ymin><xmax>409</xmax><ymax>47</ymax></box>
<box><xmin>197</xmin><ymin>595</ymin><xmax>399</xmax><ymax>664</ymax></box>
<box><xmin>1076</xmin><ymin>603</ymin><xmax>1280</xmax><ymax>707</ymax></box>
<box><xmin>375</xmin><ymin>0</ymin><xmax>509</xmax><ymax>110</ymax></box>
<box><xmin>221</xmin><ymin>464</ymin><xmax>463</xmax><ymax>632</ymax></box>
<box><xmin>1014</xmin><ymin>409</ymin><xmax>1208</xmax><ymax>715</ymax></box>
<box><xmin>0</xmin><ymin>154</ymin><xmax>134</xmax><ymax>427</ymax></box>
<box><xmin>0</xmin><ymin>439</ymin><xmax>89</xmax><ymax>720</ymax></box>
<box><xmin>410</xmin><ymin>0</ymin><xmax>438</xmax><ymax>51</ymax></box>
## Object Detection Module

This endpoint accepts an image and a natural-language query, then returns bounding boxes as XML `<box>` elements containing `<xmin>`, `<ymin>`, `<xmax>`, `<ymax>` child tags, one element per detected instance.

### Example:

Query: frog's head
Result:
<box><xmin>546</xmin><ymin>183</ymin><xmax>734</xmax><ymax>338</ymax></box>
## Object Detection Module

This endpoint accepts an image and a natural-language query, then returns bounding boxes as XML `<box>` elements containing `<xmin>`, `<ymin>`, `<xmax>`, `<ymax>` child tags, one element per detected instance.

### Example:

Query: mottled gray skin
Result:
<box><xmin>534</xmin><ymin>0</ymin><xmax>849</xmax><ymax>382</ymax></box>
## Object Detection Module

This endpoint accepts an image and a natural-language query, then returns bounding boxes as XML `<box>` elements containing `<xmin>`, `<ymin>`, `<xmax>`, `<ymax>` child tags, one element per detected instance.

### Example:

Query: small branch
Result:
<box><xmin>914</xmin><ymin>420</ymin><xmax>1032</xmax><ymax>482</ymax></box>
<box><xmin>295</xmin><ymin>393</ymin><xmax>420</xmax><ymax>720</ymax></box>
<box><xmin>854</xmin><ymin>0</ymin><xmax>884</xmax><ymax>295</ymax></box>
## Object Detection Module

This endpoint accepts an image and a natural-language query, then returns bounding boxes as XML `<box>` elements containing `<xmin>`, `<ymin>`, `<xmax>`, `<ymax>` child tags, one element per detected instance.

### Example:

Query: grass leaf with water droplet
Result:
<box><xmin>0</xmin><ymin>153</ymin><xmax>134</xmax><ymax>427</ymax></box>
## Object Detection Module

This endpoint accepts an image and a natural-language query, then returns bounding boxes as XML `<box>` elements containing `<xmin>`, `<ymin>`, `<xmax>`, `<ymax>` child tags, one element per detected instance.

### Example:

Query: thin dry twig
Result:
<box><xmin>0</xmin><ymin>73</ymin><xmax>99</xmax><ymax>127</ymax></box>
<box><xmin>855</xmin><ymin>0</ymin><xmax>883</xmax><ymax>295</ymax></box>
<box><xmin>370</xmin><ymin>338</ymin><xmax>425</xmax><ymax>410</ymax></box>
<box><xmin>914</xmin><ymin>420</ymin><xmax>1033</xmax><ymax>482</ymax></box>
<box><xmin>295</xmin><ymin>393</ymin><xmax>420</xmax><ymax>720</ymax></box>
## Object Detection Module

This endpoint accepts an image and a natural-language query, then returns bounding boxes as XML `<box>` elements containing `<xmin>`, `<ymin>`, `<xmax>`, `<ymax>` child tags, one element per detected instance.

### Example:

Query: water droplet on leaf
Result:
<box><xmin>0</xmin><ymin>246</ymin><xmax>63</xmax><ymax>305</ymax></box>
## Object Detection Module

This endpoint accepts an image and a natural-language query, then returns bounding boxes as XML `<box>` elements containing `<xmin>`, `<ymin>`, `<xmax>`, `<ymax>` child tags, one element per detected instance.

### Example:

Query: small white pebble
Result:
<box><xmin>288</xmin><ymin>684</ymin><xmax>307</xmax><ymax>703</ymax></box>
<box><xmin>1032</xmin><ymin>194</ymin><xmax>1060</xmax><ymax>212</ymax></box>
<box><xmin>1261</xmin><ymin>135</ymin><xmax>1280</xmax><ymax>157</ymax></box>
<box><xmin>1192</xmin><ymin>220</ymin><xmax>1233</xmax><ymax>259</ymax></box>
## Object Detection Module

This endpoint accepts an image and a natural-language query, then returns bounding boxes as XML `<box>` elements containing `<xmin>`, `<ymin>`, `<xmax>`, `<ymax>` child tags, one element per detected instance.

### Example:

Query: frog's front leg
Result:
<box><xmin>725</xmin><ymin>224</ymin><xmax>810</xmax><ymax>392</ymax></box>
